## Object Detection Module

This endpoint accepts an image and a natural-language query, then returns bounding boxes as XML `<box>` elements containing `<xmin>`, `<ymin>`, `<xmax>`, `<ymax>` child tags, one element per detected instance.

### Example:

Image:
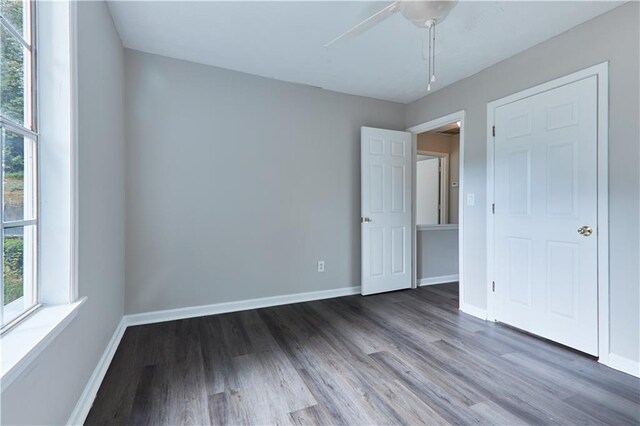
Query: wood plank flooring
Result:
<box><xmin>86</xmin><ymin>284</ymin><xmax>640</xmax><ymax>425</ymax></box>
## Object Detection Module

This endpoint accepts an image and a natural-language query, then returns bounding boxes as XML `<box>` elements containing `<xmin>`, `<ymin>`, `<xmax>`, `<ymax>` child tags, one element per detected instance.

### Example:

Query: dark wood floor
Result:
<box><xmin>86</xmin><ymin>284</ymin><xmax>640</xmax><ymax>425</ymax></box>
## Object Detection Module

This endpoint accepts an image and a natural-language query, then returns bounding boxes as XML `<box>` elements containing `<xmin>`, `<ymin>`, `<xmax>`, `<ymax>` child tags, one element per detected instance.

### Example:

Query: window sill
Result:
<box><xmin>1</xmin><ymin>297</ymin><xmax>86</xmax><ymax>391</ymax></box>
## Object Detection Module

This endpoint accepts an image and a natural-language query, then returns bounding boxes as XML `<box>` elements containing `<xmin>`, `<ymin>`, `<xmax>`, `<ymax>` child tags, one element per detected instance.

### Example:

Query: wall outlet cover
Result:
<box><xmin>466</xmin><ymin>193</ymin><xmax>475</xmax><ymax>206</ymax></box>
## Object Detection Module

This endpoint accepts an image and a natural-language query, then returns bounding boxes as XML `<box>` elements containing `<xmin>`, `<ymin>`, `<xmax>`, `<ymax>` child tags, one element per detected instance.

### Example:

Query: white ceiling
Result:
<box><xmin>107</xmin><ymin>1</ymin><xmax>623</xmax><ymax>103</ymax></box>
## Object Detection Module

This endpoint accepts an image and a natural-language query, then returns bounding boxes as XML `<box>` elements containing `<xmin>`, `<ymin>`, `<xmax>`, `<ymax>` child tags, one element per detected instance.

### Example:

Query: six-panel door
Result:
<box><xmin>361</xmin><ymin>127</ymin><xmax>413</xmax><ymax>295</ymax></box>
<box><xmin>493</xmin><ymin>76</ymin><xmax>599</xmax><ymax>355</ymax></box>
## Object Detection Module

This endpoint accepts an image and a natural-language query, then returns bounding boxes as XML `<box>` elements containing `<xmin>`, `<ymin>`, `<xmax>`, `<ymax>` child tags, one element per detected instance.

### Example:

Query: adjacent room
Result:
<box><xmin>415</xmin><ymin>121</ymin><xmax>461</xmax><ymax>288</ymax></box>
<box><xmin>1</xmin><ymin>1</ymin><xmax>639</xmax><ymax>425</ymax></box>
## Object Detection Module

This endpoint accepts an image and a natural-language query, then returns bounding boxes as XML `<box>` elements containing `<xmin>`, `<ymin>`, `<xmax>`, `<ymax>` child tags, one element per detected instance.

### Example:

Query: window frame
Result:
<box><xmin>0</xmin><ymin>0</ymin><xmax>40</xmax><ymax>333</ymax></box>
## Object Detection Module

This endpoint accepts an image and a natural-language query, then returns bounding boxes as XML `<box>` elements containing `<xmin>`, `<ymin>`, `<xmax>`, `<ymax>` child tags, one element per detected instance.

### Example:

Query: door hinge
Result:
<box><xmin>492</xmin><ymin>281</ymin><xmax>495</xmax><ymax>292</ymax></box>
<box><xmin>492</xmin><ymin>203</ymin><xmax>495</xmax><ymax>214</ymax></box>
<box><xmin>492</xmin><ymin>125</ymin><xmax>496</xmax><ymax>137</ymax></box>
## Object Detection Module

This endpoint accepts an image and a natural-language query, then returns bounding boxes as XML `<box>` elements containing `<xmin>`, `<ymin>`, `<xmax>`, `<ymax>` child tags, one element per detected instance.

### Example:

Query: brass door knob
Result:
<box><xmin>578</xmin><ymin>226</ymin><xmax>593</xmax><ymax>236</ymax></box>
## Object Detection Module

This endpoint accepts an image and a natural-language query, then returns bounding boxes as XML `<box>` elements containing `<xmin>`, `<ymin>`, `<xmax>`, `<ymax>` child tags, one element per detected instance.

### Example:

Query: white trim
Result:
<box><xmin>0</xmin><ymin>117</ymin><xmax>39</xmax><ymax>140</ymax></box>
<box><xmin>485</xmin><ymin>62</ymin><xmax>610</xmax><ymax>360</ymax></box>
<box><xmin>36</xmin><ymin>0</ymin><xmax>74</xmax><ymax>305</ymax></box>
<box><xmin>486</xmin><ymin>102</ymin><xmax>496</xmax><ymax>321</ymax></box>
<box><xmin>1</xmin><ymin>298</ymin><xmax>85</xmax><ymax>392</ymax></box>
<box><xmin>418</xmin><ymin>274</ymin><xmax>459</xmax><ymax>286</ymax></box>
<box><xmin>0</xmin><ymin>14</ymin><xmax>30</xmax><ymax>50</ymax></box>
<box><xmin>460</xmin><ymin>303</ymin><xmax>487</xmax><ymax>320</ymax></box>
<box><xmin>595</xmin><ymin>63</ymin><xmax>610</xmax><ymax>364</ymax></box>
<box><xmin>606</xmin><ymin>353</ymin><xmax>640</xmax><ymax>378</ymax></box>
<box><xmin>66</xmin><ymin>317</ymin><xmax>127</xmax><ymax>426</ymax></box>
<box><xmin>125</xmin><ymin>286</ymin><xmax>360</xmax><ymax>327</ymax></box>
<box><xmin>69</xmin><ymin>0</ymin><xmax>79</xmax><ymax>303</ymax></box>
<box><xmin>417</xmin><ymin>224</ymin><xmax>458</xmax><ymax>232</ymax></box>
<box><xmin>408</xmin><ymin>110</ymin><xmax>466</xmax><ymax>310</ymax></box>
<box><xmin>2</xmin><ymin>219</ymin><xmax>38</xmax><ymax>229</ymax></box>
<box><xmin>407</xmin><ymin>111</ymin><xmax>464</xmax><ymax>135</ymax></box>
<box><xmin>411</xmin><ymin>132</ymin><xmax>417</xmax><ymax>288</ymax></box>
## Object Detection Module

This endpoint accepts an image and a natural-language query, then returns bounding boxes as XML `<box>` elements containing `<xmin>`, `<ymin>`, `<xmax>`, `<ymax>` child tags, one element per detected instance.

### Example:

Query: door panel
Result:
<box><xmin>546</xmin><ymin>141</ymin><xmax>578</xmax><ymax>217</ymax></box>
<box><xmin>493</xmin><ymin>76</ymin><xmax>598</xmax><ymax>355</ymax></box>
<box><xmin>507</xmin><ymin>149</ymin><xmax>531</xmax><ymax>216</ymax></box>
<box><xmin>546</xmin><ymin>241</ymin><xmax>578</xmax><ymax>319</ymax></box>
<box><xmin>506</xmin><ymin>237</ymin><xmax>532</xmax><ymax>307</ymax></box>
<box><xmin>369</xmin><ymin>165</ymin><xmax>384</xmax><ymax>213</ymax></box>
<box><xmin>391</xmin><ymin>165</ymin><xmax>406</xmax><ymax>212</ymax></box>
<box><xmin>391</xmin><ymin>226</ymin><xmax>406</xmax><ymax>274</ymax></box>
<box><xmin>361</xmin><ymin>127</ymin><xmax>412</xmax><ymax>295</ymax></box>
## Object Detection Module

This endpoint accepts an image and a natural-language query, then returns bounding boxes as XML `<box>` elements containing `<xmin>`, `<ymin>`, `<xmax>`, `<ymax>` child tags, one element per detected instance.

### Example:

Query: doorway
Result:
<box><xmin>407</xmin><ymin>111</ymin><xmax>465</xmax><ymax>309</ymax></box>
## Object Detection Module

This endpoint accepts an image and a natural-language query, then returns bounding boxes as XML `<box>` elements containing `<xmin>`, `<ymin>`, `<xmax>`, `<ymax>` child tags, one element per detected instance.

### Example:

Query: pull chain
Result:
<box><xmin>426</xmin><ymin>19</ymin><xmax>436</xmax><ymax>91</ymax></box>
<box><xmin>431</xmin><ymin>20</ymin><xmax>436</xmax><ymax>83</ymax></box>
<box><xmin>427</xmin><ymin>25</ymin><xmax>432</xmax><ymax>91</ymax></box>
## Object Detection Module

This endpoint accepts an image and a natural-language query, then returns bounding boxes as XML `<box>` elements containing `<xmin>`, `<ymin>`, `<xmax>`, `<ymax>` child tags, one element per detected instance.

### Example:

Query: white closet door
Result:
<box><xmin>493</xmin><ymin>76</ymin><xmax>598</xmax><ymax>355</ymax></box>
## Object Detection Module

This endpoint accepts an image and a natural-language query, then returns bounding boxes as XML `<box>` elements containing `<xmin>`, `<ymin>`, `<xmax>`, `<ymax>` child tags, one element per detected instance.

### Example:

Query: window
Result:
<box><xmin>0</xmin><ymin>0</ymin><xmax>38</xmax><ymax>331</ymax></box>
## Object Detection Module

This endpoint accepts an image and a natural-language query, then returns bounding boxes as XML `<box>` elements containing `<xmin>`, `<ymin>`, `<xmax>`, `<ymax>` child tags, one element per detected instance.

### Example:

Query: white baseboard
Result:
<box><xmin>460</xmin><ymin>302</ymin><xmax>487</xmax><ymax>320</ymax></box>
<box><xmin>418</xmin><ymin>274</ymin><xmax>459</xmax><ymax>286</ymax></box>
<box><xmin>124</xmin><ymin>286</ymin><xmax>360</xmax><ymax>327</ymax></box>
<box><xmin>66</xmin><ymin>317</ymin><xmax>127</xmax><ymax>426</ymax></box>
<box><xmin>605</xmin><ymin>353</ymin><xmax>640</xmax><ymax>377</ymax></box>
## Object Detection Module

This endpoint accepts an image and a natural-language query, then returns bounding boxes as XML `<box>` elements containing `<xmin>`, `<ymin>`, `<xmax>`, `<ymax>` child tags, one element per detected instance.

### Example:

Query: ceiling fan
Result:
<box><xmin>325</xmin><ymin>1</ymin><xmax>459</xmax><ymax>91</ymax></box>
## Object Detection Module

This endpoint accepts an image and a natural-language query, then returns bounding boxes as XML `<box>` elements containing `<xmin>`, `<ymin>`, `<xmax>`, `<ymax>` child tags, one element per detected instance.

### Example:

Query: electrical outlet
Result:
<box><xmin>317</xmin><ymin>261</ymin><xmax>325</xmax><ymax>273</ymax></box>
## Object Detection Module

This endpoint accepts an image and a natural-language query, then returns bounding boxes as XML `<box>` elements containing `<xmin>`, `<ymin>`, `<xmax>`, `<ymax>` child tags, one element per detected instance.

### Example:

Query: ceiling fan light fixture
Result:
<box><xmin>322</xmin><ymin>0</ymin><xmax>458</xmax><ymax>95</ymax></box>
<box><xmin>324</xmin><ymin>0</ymin><xmax>458</xmax><ymax>47</ymax></box>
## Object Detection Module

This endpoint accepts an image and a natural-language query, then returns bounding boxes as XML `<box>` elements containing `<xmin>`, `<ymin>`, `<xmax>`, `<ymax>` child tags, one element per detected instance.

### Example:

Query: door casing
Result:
<box><xmin>407</xmin><ymin>111</ymin><xmax>466</xmax><ymax>311</ymax></box>
<box><xmin>486</xmin><ymin>62</ymin><xmax>609</xmax><ymax>362</ymax></box>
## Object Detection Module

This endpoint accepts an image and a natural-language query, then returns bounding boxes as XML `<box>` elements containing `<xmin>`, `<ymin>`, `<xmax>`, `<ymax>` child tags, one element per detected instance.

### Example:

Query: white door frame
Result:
<box><xmin>486</xmin><ymin>62</ymin><xmax>609</xmax><ymax>361</ymax></box>
<box><xmin>407</xmin><ymin>111</ymin><xmax>465</xmax><ymax>310</ymax></box>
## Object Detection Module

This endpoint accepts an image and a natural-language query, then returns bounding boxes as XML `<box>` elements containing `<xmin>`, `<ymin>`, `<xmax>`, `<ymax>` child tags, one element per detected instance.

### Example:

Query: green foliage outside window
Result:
<box><xmin>1</xmin><ymin>0</ymin><xmax>26</xmax><ymax>306</ymax></box>
<box><xmin>4</xmin><ymin>236</ymin><xmax>22</xmax><ymax>303</ymax></box>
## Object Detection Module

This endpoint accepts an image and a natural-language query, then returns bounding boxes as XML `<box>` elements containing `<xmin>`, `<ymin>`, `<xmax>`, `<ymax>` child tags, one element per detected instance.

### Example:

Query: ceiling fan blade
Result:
<box><xmin>324</xmin><ymin>1</ymin><xmax>400</xmax><ymax>48</ymax></box>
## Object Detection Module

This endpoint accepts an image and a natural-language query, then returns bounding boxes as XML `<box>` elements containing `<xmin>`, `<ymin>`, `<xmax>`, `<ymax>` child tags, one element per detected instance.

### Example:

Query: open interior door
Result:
<box><xmin>361</xmin><ymin>127</ymin><xmax>413</xmax><ymax>295</ymax></box>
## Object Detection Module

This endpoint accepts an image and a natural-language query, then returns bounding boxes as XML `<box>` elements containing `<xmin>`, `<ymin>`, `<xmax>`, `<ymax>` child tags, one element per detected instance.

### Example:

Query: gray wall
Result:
<box><xmin>417</xmin><ymin>229</ymin><xmax>458</xmax><ymax>280</ymax></box>
<box><xmin>1</xmin><ymin>2</ymin><xmax>126</xmax><ymax>424</ymax></box>
<box><xmin>124</xmin><ymin>50</ymin><xmax>405</xmax><ymax>314</ymax></box>
<box><xmin>406</xmin><ymin>2</ymin><xmax>639</xmax><ymax>363</ymax></box>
